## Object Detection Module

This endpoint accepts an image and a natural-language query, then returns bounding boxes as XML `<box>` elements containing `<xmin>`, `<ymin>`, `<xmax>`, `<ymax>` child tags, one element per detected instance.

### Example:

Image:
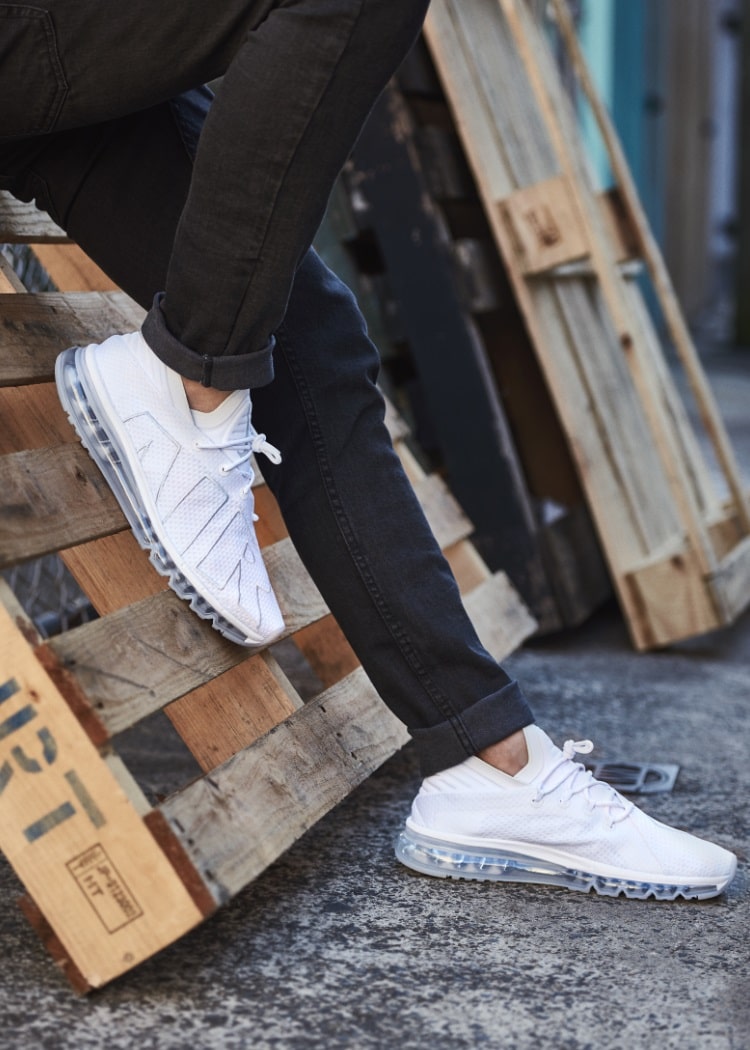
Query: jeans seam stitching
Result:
<box><xmin>276</xmin><ymin>327</ymin><xmax>477</xmax><ymax>755</ymax></box>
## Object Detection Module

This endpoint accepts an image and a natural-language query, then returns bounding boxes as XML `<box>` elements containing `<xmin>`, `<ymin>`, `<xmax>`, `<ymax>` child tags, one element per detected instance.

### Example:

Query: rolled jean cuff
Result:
<box><xmin>410</xmin><ymin>680</ymin><xmax>535</xmax><ymax>778</ymax></box>
<box><xmin>141</xmin><ymin>293</ymin><xmax>276</xmax><ymax>390</ymax></box>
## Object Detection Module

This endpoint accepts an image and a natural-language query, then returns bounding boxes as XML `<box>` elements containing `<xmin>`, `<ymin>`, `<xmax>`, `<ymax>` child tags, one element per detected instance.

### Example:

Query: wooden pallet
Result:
<box><xmin>424</xmin><ymin>0</ymin><xmax>750</xmax><ymax>649</ymax></box>
<box><xmin>0</xmin><ymin>202</ymin><xmax>535</xmax><ymax>990</ymax></box>
<box><xmin>330</xmin><ymin>59</ymin><xmax>611</xmax><ymax>632</ymax></box>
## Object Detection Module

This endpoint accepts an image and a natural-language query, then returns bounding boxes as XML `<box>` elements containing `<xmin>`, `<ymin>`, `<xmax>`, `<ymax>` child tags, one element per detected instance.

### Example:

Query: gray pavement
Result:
<box><xmin>1</xmin><ymin>341</ymin><xmax>749</xmax><ymax>1049</ymax></box>
<box><xmin>1</xmin><ymin>599</ymin><xmax>747</xmax><ymax>1050</ymax></box>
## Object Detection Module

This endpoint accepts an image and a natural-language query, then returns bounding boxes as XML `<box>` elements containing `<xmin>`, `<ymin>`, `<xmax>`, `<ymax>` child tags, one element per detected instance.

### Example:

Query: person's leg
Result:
<box><xmin>153</xmin><ymin>0</ymin><xmax>432</xmax><ymax>390</ymax></box>
<box><xmin>2</xmin><ymin>91</ymin><xmax>532</xmax><ymax>768</ymax></box>
<box><xmin>2</xmin><ymin>95</ymin><xmax>737</xmax><ymax>900</ymax></box>
<box><xmin>0</xmin><ymin>0</ymin><xmax>429</xmax><ymax>389</ymax></box>
<box><xmin>2</xmin><ymin>0</ymin><xmax>431</xmax><ymax>643</ymax></box>
<box><xmin>0</xmin><ymin>0</ymin><xmax>430</xmax><ymax>642</ymax></box>
<box><xmin>250</xmin><ymin>249</ymin><xmax>534</xmax><ymax>770</ymax></box>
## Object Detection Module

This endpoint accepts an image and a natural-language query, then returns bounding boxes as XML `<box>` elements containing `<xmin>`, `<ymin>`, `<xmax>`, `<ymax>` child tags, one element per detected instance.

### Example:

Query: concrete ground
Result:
<box><xmin>1</xmin><ymin>606</ymin><xmax>748</xmax><ymax>1049</ymax></box>
<box><xmin>1</xmin><ymin>345</ymin><xmax>748</xmax><ymax>1049</ymax></box>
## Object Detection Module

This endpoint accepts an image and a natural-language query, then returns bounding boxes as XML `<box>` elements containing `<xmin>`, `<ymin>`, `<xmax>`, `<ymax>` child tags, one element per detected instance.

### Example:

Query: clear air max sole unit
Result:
<box><xmin>395</xmin><ymin>827</ymin><xmax>736</xmax><ymax>901</ymax></box>
<box><xmin>55</xmin><ymin>346</ymin><xmax>274</xmax><ymax>647</ymax></box>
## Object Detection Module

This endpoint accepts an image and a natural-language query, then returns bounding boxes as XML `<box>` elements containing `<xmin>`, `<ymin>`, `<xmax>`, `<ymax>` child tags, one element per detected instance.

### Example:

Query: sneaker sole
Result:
<box><xmin>55</xmin><ymin>346</ymin><xmax>283</xmax><ymax>648</ymax></box>
<box><xmin>395</xmin><ymin>828</ymin><xmax>736</xmax><ymax>901</ymax></box>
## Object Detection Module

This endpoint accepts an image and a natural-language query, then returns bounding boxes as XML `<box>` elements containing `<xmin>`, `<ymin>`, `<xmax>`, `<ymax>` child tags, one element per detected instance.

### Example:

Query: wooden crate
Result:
<box><xmin>0</xmin><ymin>200</ymin><xmax>535</xmax><ymax>990</ymax></box>
<box><xmin>423</xmin><ymin>0</ymin><xmax>750</xmax><ymax>649</ymax></box>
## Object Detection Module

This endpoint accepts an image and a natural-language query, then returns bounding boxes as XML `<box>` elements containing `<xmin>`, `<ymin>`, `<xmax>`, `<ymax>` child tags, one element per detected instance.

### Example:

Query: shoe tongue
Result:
<box><xmin>191</xmin><ymin>390</ymin><xmax>251</xmax><ymax>445</ymax></box>
<box><xmin>512</xmin><ymin>725</ymin><xmax>562</xmax><ymax>785</ymax></box>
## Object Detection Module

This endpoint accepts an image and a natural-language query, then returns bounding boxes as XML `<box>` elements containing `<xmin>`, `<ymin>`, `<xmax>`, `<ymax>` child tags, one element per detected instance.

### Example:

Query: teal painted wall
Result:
<box><xmin>574</xmin><ymin>0</ymin><xmax>664</xmax><ymax>242</ymax></box>
<box><xmin>577</xmin><ymin>0</ymin><xmax>615</xmax><ymax>189</ymax></box>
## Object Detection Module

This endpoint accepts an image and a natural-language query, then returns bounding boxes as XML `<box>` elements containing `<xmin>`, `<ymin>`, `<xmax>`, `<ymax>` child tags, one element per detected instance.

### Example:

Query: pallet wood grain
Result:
<box><xmin>0</xmin><ymin>602</ymin><xmax>206</xmax><ymax>988</ymax></box>
<box><xmin>0</xmin><ymin>443</ymin><xmax>122</xmax><ymax>567</ymax></box>
<box><xmin>424</xmin><ymin>0</ymin><xmax>750</xmax><ymax>647</ymax></box>
<box><xmin>0</xmin><ymin>193</ymin><xmax>69</xmax><ymax>243</ymax></box>
<box><xmin>160</xmin><ymin>673</ymin><xmax>409</xmax><ymax>903</ymax></box>
<box><xmin>0</xmin><ymin>292</ymin><xmax>144</xmax><ymax>386</ymax></box>
<box><xmin>44</xmin><ymin>541</ymin><xmax>328</xmax><ymax>738</ymax></box>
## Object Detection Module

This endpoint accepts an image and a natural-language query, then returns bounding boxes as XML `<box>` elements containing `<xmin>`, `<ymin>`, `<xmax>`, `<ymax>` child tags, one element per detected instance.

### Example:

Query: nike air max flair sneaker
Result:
<box><xmin>55</xmin><ymin>331</ymin><xmax>285</xmax><ymax>647</ymax></box>
<box><xmin>396</xmin><ymin>725</ymin><xmax>737</xmax><ymax>900</ymax></box>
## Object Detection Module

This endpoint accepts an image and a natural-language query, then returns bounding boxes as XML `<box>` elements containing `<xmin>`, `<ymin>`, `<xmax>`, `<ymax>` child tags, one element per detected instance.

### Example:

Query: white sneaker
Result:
<box><xmin>55</xmin><ymin>331</ymin><xmax>285</xmax><ymax>647</ymax></box>
<box><xmin>396</xmin><ymin>725</ymin><xmax>737</xmax><ymax>900</ymax></box>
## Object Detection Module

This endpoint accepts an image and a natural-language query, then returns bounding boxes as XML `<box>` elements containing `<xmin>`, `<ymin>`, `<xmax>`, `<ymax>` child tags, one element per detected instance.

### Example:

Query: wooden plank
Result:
<box><xmin>708</xmin><ymin>535</ymin><xmax>750</xmax><ymax>622</ymax></box>
<box><xmin>0</xmin><ymin>443</ymin><xmax>123</xmax><ymax>567</ymax></box>
<box><xmin>495</xmin><ymin>0</ymin><xmax>719</xmax><ymax>579</ymax></box>
<box><xmin>409</xmin><ymin>472</ymin><xmax>474</xmax><ymax>549</ymax></box>
<box><xmin>160</xmin><ymin>671</ymin><xmax>409</xmax><ymax>902</ymax></box>
<box><xmin>0</xmin><ymin>292</ymin><xmax>144</xmax><ymax>386</ymax></box>
<box><xmin>0</xmin><ymin>602</ymin><xmax>206</xmax><ymax>988</ymax></box>
<box><xmin>447</xmin><ymin>0</ymin><xmax>556</xmax><ymax>186</ymax></box>
<box><xmin>424</xmin><ymin>0</ymin><xmax>744</xmax><ymax>648</ymax></box>
<box><xmin>45</xmin><ymin>538</ymin><xmax>329</xmax><ymax>737</ymax></box>
<box><xmin>551</xmin><ymin>278</ymin><xmax>678</xmax><ymax>550</ymax></box>
<box><xmin>623</xmin><ymin>544</ymin><xmax>721</xmax><ymax>650</ymax></box>
<box><xmin>0</xmin><ymin>193</ymin><xmax>70</xmax><ymax>243</ymax></box>
<box><xmin>32</xmin><ymin>245</ymin><xmax>118</xmax><ymax>293</ymax></box>
<box><xmin>164</xmin><ymin>651</ymin><xmax>303</xmax><ymax>773</ymax></box>
<box><xmin>462</xmin><ymin>571</ymin><xmax>538</xmax><ymax>659</ymax></box>
<box><xmin>553</xmin><ymin>0</ymin><xmax>750</xmax><ymax>535</ymax></box>
<box><xmin>499</xmin><ymin>176</ymin><xmax>590</xmax><ymax>274</ymax></box>
<box><xmin>291</xmin><ymin>617</ymin><xmax>359</xmax><ymax>689</ymax></box>
<box><xmin>443</xmin><ymin>540</ymin><xmax>491</xmax><ymax>593</ymax></box>
<box><xmin>621</xmin><ymin>275</ymin><xmax>722</xmax><ymax>522</ymax></box>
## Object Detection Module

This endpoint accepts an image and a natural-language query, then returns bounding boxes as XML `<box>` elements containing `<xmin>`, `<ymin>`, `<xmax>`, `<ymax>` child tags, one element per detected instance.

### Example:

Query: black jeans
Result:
<box><xmin>0</xmin><ymin>1</ymin><xmax>534</xmax><ymax>774</ymax></box>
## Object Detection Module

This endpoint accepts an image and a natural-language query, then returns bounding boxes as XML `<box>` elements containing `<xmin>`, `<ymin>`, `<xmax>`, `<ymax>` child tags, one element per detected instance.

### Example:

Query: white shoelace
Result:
<box><xmin>534</xmin><ymin>739</ymin><xmax>634</xmax><ymax>826</ymax></box>
<box><xmin>196</xmin><ymin>432</ymin><xmax>282</xmax><ymax>500</ymax></box>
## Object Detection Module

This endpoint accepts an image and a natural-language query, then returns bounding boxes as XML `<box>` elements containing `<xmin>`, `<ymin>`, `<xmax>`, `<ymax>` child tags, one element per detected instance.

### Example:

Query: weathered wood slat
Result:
<box><xmin>462</xmin><ymin>571</ymin><xmax>538</xmax><ymax>659</ymax></box>
<box><xmin>623</xmin><ymin>543</ymin><xmax>720</xmax><ymax>650</ymax></box>
<box><xmin>45</xmin><ymin>538</ymin><xmax>329</xmax><ymax>736</ymax></box>
<box><xmin>550</xmin><ymin>278</ymin><xmax>678</xmax><ymax>550</ymax></box>
<box><xmin>0</xmin><ymin>443</ymin><xmax>122</xmax><ymax>567</ymax></box>
<box><xmin>409</xmin><ymin>472</ymin><xmax>474</xmax><ymax>550</ymax></box>
<box><xmin>0</xmin><ymin>438</ymin><xmax>474</xmax><ymax>572</ymax></box>
<box><xmin>32</xmin><ymin>244</ymin><xmax>118</xmax><ymax>293</ymax></box>
<box><xmin>548</xmin><ymin>0</ymin><xmax>750</xmax><ymax>535</ymax></box>
<box><xmin>0</xmin><ymin>602</ymin><xmax>206</xmax><ymax>989</ymax></box>
<box><xmin>0</xmin><ymin>193</ymin><xmax>70</xmax><ymax>243</ymax></box>
<box><xmin>160</xmin><ymin>672</ymin><xmax>409</xmax><ymax>904</ymax></box>
<box><xmin>424</xmin><ymin>0</ymin><xmax>750</xmax><ymax>647</ymax></box>
<box><xmin>622</xmin><ymin>275</ymin><xmax>722</xmax><ymax>521</ymax></box>
<box><xmin>0</xmin><ymin>292</ymin><xmax>144</xmax><ymax>386</ymax></box>
<box><xmin>709</xmin><ymin>534</ymin><xmax>750</xmax><ymax>621</ymax></box>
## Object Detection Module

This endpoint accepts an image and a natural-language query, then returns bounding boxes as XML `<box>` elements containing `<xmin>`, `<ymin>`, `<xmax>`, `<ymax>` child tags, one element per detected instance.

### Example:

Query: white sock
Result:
<box><xmin>191</xmin><ymin>390</ymin><xmax>250</xmax><ymax>444</ymax></box>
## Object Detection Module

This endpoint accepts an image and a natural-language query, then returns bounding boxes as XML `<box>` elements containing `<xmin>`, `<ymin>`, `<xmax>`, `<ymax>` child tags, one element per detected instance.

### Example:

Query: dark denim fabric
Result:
<box><xmin>1</xmin><ymin>0</ymin><xmax>431</xmax><ymax>387</ymax></box>
<box><xmin>0</xmin><ymin>1</ymin><xmax>535</xmax><ymax>773</ymax></box>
